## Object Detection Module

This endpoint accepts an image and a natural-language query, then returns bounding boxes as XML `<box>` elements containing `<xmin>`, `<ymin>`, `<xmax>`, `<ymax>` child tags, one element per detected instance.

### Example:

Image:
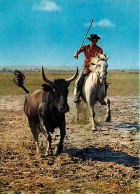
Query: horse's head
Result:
<box><xmin>90</xmin><ymin>53</ymin><xmax>109</xmax><ymax>84</ymax></box>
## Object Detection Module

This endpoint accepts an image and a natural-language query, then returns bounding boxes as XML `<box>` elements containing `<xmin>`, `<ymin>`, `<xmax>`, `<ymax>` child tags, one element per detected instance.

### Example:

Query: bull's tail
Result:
<box><xmin>13</xmin><ymin>70</ymin><xmax>30</xmax><ymax>94</ymax></box>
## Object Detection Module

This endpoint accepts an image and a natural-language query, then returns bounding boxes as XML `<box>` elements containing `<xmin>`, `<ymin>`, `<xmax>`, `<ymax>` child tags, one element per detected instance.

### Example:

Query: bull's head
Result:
<box><xmin>42</xmin><ymin>66</ymin><xmax>78</xmax><ymax>113</ymax></box>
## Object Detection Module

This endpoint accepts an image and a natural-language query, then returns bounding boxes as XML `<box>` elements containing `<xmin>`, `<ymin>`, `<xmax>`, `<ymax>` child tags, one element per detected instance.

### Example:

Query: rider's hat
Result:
<box><xmin>87</xmin><ymin>34</ymin><xmax>101</xmax><ymax>40</ymax></box>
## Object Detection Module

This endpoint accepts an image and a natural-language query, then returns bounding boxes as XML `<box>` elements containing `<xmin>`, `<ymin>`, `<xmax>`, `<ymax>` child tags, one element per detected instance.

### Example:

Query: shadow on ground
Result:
<box><xmin>65</xmin><ymin>146</ymin><xmax>139</xmax><ymax>167</ymax></box>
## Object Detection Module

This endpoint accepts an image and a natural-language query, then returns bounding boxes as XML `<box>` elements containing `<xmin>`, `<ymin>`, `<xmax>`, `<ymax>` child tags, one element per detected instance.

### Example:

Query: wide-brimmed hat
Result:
<box><xmin>87</xmin><ymin>34</ymin><xmax>101</xmax><ymax>40</ymax></box>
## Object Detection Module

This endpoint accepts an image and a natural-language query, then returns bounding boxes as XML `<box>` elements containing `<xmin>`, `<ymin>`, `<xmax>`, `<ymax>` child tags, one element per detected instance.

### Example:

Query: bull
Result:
<box><xmin>13</xmin><ymin>66</ymin><xmax>78</xmax><ymax>156</ymax></box>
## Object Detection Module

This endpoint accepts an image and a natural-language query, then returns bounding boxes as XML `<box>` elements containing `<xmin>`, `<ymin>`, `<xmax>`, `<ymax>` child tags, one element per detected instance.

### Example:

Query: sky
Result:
<box><xmin>0</xmin><ymin>0</ymin><xmax>139</xmax><ymax>69</ymax></box>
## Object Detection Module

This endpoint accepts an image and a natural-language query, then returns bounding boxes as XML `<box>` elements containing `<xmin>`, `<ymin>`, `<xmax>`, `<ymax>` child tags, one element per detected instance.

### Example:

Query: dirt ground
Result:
<box><xmin>0</xmin><ymin>94</ymin><xmax>139</xmax><ymax>193</ymax></box>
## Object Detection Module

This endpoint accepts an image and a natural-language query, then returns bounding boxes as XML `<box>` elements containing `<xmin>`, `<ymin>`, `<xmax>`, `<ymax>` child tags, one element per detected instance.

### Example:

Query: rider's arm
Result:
<box><xmin>74</xmin><ymin>46</ymin><xmax>85</xmax><ymax>59</ymax></box>
<box><xmin>99</xmin><ymin>48</ymin><xmax>103</xmax><ymax>54</ymax></box>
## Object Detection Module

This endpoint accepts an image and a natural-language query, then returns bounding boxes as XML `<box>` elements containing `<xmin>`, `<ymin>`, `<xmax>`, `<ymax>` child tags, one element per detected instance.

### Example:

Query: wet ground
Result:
<box><xmin>0</xmin><ymin>95</ymin><xmax>139</xmax><ymax>193</ymax></box>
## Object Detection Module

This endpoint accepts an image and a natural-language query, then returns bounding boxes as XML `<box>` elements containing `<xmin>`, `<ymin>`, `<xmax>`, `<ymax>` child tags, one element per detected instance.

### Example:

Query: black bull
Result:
<box><xmin>13</xmin><ymin>66</ymin><xmax>78</xmax><ymax>156</ymax></box>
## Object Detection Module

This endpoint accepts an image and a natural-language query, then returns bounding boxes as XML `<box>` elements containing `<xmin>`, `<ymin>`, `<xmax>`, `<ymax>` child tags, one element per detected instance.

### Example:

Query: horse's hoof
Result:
<box><xmin>92</xmin><ymin>128</ymin><xmax>98</xmax><ymax>132</ymax></box>
<box><xmin>105</xmin><ymin>116</ymin><xmax>111</xmax><ymax>122</ymax></box>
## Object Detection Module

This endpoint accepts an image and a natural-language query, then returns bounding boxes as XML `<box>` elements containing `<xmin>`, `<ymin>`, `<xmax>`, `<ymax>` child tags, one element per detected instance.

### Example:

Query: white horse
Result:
<box><xmin>75</xmin><ymin>53</ymin><xmax>111</xmax><ymax>131</ymax></box>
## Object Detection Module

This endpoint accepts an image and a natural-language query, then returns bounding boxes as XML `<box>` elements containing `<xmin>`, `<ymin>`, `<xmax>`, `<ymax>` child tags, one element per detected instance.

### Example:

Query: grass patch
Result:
<box><xmin>107</xmin><ymin>71</ymin><xmax>139</xmax><ymax>96</ymax></box>
<box><xmin>0</xmin><ymin>71</ymin><xmax>139</xmax><ymax>96</ymax></box>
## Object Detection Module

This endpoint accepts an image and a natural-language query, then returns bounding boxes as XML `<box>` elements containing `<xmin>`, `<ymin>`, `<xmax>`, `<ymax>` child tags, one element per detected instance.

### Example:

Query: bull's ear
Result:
<box><xmin>42</xmin><ymin>84</ymin><xmax>53</xmax><ymax>92</ymax></box>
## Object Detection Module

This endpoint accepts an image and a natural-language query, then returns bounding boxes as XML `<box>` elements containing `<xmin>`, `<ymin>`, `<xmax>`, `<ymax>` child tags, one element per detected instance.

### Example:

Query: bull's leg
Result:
<box><xmin>45</xmin><ymin>132</ymin><xmax>52</xmax><ymax>156</ymax></box>
<box><xmin>28</xmin><ymin>118</ymin><xmax>40</xmax><ymax>154</ymax></box>
<box><xmin>57</xmin><ymin>121</ymin><xmax>66</xmax><ymax>155</ymax></box>
<box><xmin>39</xmin><ymin>118</ymin><xmax>52</xmax><ymax>156</ymax></box>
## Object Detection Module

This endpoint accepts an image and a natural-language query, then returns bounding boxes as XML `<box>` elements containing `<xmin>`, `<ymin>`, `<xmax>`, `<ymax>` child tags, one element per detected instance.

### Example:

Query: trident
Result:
<box><xmin>80</xmin><ymin>19</ymin><xmax>94</xmax><ymax>49</ymax></box>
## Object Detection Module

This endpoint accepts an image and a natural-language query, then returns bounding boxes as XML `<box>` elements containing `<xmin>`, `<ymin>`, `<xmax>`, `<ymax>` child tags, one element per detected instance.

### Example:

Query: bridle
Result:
<box><xmin>90</xmin><ymin>58</ymin><xmax>108</xmax><ymax>83</ymax></box>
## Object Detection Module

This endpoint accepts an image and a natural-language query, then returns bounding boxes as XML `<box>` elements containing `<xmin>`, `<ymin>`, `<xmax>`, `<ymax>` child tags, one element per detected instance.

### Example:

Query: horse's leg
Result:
<box><xmin>99</xmin><ymin>97</ymin><xmax>111</xmax><ymax>122</ymax></box>
<box><xmin>104</xmin><ymin>97</ymin><xmax>111</xmax><ymax>122</ymax></box>
<box><xmin>98</xmin><ymin>83</ymin><xmax>111</xmax><ymax>122</ymax></box>
<box><xmin>86</xmin><ymin>88</ymin><xmax>97</xmax><ymax>131</ymax></box>
<box><xmin>88</xmin><ymin>103</ymin><xmax>97</xmax><ymax>131</ymax></box>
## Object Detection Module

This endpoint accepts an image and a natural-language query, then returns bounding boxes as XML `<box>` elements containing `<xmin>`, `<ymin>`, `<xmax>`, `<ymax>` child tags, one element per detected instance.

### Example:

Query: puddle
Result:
<box><xmin>100</xmin><ymin>123</ymin><xmax>139</xmax><ymax>131</ymax></box>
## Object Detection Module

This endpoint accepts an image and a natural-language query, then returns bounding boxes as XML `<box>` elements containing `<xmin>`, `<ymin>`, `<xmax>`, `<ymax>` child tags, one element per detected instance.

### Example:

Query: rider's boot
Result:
<box><xmin>73</xmin><ymin>70</ymin><xmax>85</xmax><ymax>103</ymax></box>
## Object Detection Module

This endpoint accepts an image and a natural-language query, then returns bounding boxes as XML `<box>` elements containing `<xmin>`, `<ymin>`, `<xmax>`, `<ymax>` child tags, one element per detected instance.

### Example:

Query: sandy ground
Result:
<box><xmin>0</xmin><ymin>94</ymin><xmax>139</xmax><ymax>193</ymax></box>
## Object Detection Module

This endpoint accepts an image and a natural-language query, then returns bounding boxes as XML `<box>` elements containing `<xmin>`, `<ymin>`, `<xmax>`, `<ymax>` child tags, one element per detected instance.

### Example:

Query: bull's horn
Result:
<box><xmin>66</xmin><ymin>67</ymin><xmax>78</xmax><ymax>83</ymax></box>
<box><xmin>42</xmin><ymin>66</ymin><xmax>54</xmax><ymax>87</ymax></box>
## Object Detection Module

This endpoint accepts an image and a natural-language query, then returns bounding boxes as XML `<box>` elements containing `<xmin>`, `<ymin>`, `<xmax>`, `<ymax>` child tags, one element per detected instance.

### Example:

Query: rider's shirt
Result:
<box><xmin>75</xmin><ymin>44</ymin><xmax>103</xmax><ymax>67</ymax></box>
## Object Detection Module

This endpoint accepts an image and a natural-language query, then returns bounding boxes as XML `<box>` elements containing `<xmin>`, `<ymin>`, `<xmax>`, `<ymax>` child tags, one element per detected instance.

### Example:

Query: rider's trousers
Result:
<box><xmin>74</xmin><ymin>69</ymin><xmax>85</xmax><ymax>98</ymax></box>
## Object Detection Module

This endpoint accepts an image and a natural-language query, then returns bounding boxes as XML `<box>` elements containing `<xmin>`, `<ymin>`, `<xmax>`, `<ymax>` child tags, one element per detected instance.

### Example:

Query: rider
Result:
<box><xmin>73</xmin><ymin>34</ymin><xmax>103</xmax><ymax>103</ymax></box>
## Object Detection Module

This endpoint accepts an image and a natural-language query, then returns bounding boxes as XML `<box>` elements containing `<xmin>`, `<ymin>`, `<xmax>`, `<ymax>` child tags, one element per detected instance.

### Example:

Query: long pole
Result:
<box><xmin>80</xmin><ymin>19</ymin><xmax>94</xmax><ymax>48</ymax></box>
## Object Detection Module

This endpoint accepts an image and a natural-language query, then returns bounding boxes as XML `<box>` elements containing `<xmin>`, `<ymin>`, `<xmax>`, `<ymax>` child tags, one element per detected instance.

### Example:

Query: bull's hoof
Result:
<box><xmin>56</xmin><ymin>144</ymin><xmax>63</xmax><ymax>155</ymax></box>
<box><xmin>105</xmin><ymin>115</ymin><xmax>111</xmax><ymax>122</ymax></box>
<box><xmin>56</xmin><ymin>149</ymin><xmax>63</xmax><ymax>155</ymax></box>
<box><xmin>44</xmin><ymin>148</ymin><xmax>53</xmax><ymax>157</ymax></box>
<box><xmin>44</xmin><ymin>152</ymin><xmax>50</xmax><ymax>157</ymax></box>
<box><xmin>35</xmin><ymin>152</ymin><xmax>41</xmax><ymax>158</ymax></box>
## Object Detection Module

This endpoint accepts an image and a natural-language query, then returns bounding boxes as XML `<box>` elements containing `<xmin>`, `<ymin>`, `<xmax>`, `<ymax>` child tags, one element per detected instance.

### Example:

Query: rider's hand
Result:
<box><xmin>74</xmin><ymin>54</ymin><xmax>78</xmax><ymax>59</ymax></box>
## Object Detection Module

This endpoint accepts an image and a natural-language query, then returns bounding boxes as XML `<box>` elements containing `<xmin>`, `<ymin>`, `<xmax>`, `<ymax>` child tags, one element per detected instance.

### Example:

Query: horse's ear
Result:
<box><xmin>104</xmin><ymin>53</ymin><xmax>109</xmax><ymax>59</ymax></box>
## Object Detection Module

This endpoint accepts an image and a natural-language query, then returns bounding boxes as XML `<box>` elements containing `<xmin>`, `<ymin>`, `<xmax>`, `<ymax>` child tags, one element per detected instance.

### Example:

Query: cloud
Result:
<box><xmin>32</xmin><ymin>0</ymin><xmax>62</xmax><ymax>12</ymax></box>
<box><xmin>84</xmin><ymin>18</ymin><xmax>115</xmax><ymax>28</ymax></box>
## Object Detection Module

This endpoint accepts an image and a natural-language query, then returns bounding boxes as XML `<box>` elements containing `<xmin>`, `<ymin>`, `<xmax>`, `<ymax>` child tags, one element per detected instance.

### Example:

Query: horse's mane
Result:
<box><xmin>97</xmin><ymin>53</ymin><xmax>108</xmax><ymax>61</ymax></box>
<box><xmin>90</xmin><ymin>53</ymin><xmax>108</xmax><ymax>64</ymax></box>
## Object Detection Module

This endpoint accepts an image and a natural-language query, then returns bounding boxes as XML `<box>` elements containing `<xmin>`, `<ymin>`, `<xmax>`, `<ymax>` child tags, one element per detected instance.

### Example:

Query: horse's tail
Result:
<box><xmin>13</xmin><ymin>70</ymin><xmax>30</xmax><ymax>94</ymax></box>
